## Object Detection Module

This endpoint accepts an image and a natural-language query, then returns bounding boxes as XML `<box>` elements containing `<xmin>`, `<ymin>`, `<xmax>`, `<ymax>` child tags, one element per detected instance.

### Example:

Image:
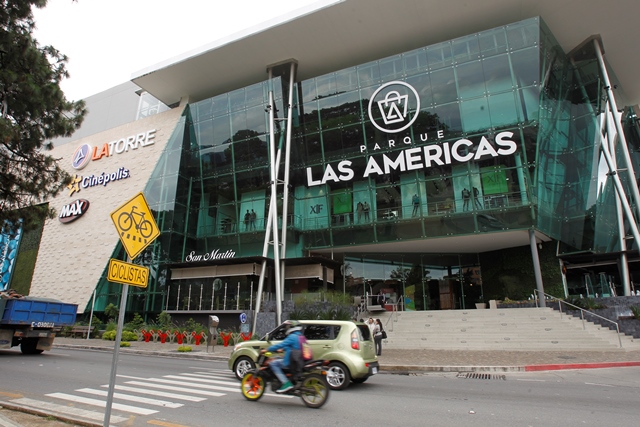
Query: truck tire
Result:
<box><xmin>20</xmin><ymin>338</ymin><xmax>43</xmax><ymax>355</ymax></box>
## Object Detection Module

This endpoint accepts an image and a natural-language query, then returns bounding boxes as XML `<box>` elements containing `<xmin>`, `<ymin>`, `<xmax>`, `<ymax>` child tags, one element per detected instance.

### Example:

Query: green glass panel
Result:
<box><xmin>426</xmin><ymin>41</ymin><xmax>453</xmax><ymax>70</ymax></box>
<box><xmin>430</xmin><ymin>67</ymin><xmax>457</xmax><ymax>104</ymax></box>
<box><xmin>460</xmin><ymin>97</ymin><xmax>490</xmax><ymax>133</ymax></box>
<box><xmin>452</xmin><ymin>34</ymin><xmax>480</xmax><ymax>64</ymax></box>
<box><xmin>488</xmin><ymin>91</ymin><xmax>519</xmax><ymax>128</ymax></box>
<box><xmin>403</xmin><ymin>48</ymin><xmax>428</xmax><ymax>75</ymax></box>
<box><xmin>510</xmin><ymin>47</ymin><xmax>539</xmax><ymax>88</ymax></box>
<box><xmin>482</xmin><ymin>54</ymin><xmax>513</xmax><ymax>93</ymax></box>
<box><xmin>506</xmin><ymin>18</ymin><xmax>539</xmax><ymax>51</ymax></box>
<box><xmin>478</xmin><ymin>27</ymin><xmax>508</xmax><ymax>57</ymax></box>
<box><xmin>456</xmin><ymin>60</ymin><xmax>486</xmax><ymax>100</ymax></box>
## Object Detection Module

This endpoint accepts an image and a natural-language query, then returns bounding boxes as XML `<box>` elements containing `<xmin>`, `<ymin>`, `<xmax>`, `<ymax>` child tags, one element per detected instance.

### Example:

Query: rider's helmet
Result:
<box><xmin>284</xmin><ymin>319</ymin><xmax>303</xmax><ymax>335</ymax></box>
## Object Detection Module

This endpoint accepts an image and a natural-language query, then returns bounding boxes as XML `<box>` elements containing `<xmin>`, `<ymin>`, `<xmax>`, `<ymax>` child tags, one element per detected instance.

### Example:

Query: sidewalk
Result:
<box><xmin>51</xmin><ymin>337</ymin><xmax>640</xmax><ymax>372</ymax></box>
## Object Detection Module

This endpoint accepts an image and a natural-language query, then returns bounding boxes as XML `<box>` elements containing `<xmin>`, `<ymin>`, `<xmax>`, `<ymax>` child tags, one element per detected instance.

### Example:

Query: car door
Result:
<box><xmin>303</xmin><ymin>324</ymin><xmax>336</xmax><ymax>359</ymax></box>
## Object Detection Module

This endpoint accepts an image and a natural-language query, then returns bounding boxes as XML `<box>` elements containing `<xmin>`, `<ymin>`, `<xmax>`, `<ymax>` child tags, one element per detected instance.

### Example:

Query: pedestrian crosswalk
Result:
<box><xmin>8</xmin><ymin>368</ymin><xmax>292</xmax><ymax>425</ymax></box>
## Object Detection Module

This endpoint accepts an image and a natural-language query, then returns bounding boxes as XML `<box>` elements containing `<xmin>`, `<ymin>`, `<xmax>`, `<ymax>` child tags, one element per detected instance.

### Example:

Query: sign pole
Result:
<box><xmin>105</xmin><ymin>192</ymin><xmax>159</xmax><ymax>426</ymax></box>
<box><xmin>103</xmin><ymin>281</ymin><xmax>129</xmax><ymax>427</ymax></box>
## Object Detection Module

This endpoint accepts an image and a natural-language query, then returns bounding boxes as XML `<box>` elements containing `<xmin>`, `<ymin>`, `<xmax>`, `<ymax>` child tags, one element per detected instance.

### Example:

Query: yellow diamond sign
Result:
<box><xmin>110</xmin><ymin>192</ymin><xmax>160</xmax><ymax>259</ymax></box>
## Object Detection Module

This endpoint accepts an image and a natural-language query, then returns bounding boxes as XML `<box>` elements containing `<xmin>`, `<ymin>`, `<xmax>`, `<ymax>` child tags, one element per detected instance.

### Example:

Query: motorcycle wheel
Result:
<box><xmin>241</xmin><ymin>372</ymin><xmax>265</xmax><ymax>401</ymax></box>
<box><xmin>299</xmin><ymin>373</ymin><xmax>330</xmax><ymax>409</ymax></box>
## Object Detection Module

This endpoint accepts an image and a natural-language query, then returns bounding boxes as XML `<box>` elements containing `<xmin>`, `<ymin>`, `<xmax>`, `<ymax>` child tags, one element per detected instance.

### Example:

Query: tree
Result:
<box><xmin>0</xmin><ymin>0</ymin><xmax>86</xmax><ymax>230</ymax></box>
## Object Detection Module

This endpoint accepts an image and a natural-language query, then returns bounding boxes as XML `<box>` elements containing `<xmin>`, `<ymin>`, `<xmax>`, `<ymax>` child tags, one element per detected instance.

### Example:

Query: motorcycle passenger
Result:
<box><xmin>266</xmin><ymin>320</ymin><xmax>303</xmax><ymax>393</ymax></box>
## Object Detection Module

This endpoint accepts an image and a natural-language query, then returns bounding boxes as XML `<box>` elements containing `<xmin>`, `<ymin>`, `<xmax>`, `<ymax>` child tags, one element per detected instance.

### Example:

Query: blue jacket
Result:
<box><xmin>268</xmin><ymin>330</ymin><xmax>301</xmax><ymax>367</ymax></box>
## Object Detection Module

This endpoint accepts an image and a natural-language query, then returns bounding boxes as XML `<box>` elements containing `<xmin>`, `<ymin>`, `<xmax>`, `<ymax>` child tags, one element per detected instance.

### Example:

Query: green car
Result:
<box><xmin>228</xmin><ymin>319</ymin><xmax>379</xmax><ymax>390</ymax></box>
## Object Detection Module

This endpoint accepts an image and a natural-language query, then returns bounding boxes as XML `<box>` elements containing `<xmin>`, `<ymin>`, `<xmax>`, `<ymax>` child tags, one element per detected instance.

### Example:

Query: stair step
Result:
<box><xmin>377</xmin><ymin>307</ymin><xmax>637</xmax><ymax>351</ymax></box>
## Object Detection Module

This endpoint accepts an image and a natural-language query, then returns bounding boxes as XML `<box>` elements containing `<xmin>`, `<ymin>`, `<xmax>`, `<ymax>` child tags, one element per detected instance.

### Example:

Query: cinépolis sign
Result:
<box><xmin>305</xmin><ymin>80</ymin><xmax>517</xmax><ymax>187</ymax></box>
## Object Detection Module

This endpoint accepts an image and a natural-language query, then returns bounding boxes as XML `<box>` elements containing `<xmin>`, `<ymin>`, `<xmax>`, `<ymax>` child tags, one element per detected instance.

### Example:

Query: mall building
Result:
<box><xmin>8</xmin><ymin>0</ymin><xmax>640</xmax><ymax>325</ymax></box>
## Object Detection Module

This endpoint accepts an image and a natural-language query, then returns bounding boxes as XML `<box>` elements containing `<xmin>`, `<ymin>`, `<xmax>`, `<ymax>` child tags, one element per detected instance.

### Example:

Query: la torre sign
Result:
<box><xmin>306</xmin><ymin>81</ymin><xmax>517</xmax><ymax>187</ymax></box>
<box><xmin>72</xmin><ymin>129</ymin><xmax>156</xmax><ymax>170</ymax></box>
<box><xmin>185</xmin><ymin>249</ymin><xmax>236</xmax><ymax>263</ymax></box>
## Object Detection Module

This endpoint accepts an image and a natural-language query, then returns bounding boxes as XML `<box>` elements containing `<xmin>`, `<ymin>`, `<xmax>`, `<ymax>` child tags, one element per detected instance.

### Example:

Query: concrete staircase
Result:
<box><xmin>376</xmin><ymin>307</ymin><xmax>640</xmax><ymax>351</ymax></box>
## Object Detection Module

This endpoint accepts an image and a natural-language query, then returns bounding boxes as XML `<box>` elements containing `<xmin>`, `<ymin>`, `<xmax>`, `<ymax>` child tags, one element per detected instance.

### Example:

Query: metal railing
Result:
<box><xmin>384</xmin><ymin>294</ymin><xmax>403</xmax><ymax>333</ymax></box>
<box><xmin>533</xmin><ymin>290</ymin><xmax>622</xmax><ymax>348</ymax></box>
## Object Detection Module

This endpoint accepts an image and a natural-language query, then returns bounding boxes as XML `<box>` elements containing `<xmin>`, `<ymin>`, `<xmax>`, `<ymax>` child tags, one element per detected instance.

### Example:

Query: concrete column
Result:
<box><xmin>529</xmin><ymin>229</ymin><xmax>546</xmax><ymax>307</ymax></box>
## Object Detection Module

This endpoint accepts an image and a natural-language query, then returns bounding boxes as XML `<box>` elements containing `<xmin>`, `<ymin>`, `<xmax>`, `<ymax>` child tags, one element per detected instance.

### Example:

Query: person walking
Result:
<box><xmin>374</xmin><ymin>318</ymin><xmax>384</xmax><ymax>356</ymax></box>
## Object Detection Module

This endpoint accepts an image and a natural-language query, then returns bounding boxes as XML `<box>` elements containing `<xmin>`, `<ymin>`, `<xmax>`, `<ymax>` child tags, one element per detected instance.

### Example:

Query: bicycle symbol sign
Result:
<box><xmin>110</xmin><ymin>192</ymin><xmax>160</xmax><ymax>259</ymax></box>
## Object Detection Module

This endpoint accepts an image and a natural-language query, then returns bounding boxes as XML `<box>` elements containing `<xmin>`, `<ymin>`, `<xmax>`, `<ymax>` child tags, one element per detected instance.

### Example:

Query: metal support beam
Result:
<box><xmin>529</xmin><ymin>229</ymin><xmax>546</xmax><ymax>307</ymax></box>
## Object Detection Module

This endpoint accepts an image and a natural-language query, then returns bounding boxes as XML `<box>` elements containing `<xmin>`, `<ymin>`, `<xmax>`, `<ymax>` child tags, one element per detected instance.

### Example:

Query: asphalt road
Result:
<box><xmin>1</xmin><ymin>347</ymin><xmax>640</xmax><ymax>427</ymax></box>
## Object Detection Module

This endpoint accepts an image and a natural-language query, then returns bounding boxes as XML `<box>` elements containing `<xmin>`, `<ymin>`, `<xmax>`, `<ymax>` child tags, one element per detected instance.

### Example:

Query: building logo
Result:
<box><xmin>67</xmin><ymin>168</ymin><xmax>131</xmax><ymax>196</ymax></box>
<box><xmin>59</xmin><ymin>199</ymin><xmax>90</xmax><ymax>223</ymax></box>
<box><xmin>67</xmin><ymin>174</ymin><xmax>82</xmax><ymax>196</ymax></box>
<box><xmin>71</xmin><ymin>143</ymin><xmax>92</xmax><ymax>169</ymax></box>
<box><xmin>70</xmin><ymin>129</ymin><xmax>156</xmax><ymax>168</ymax></box>
<box><xmin>368</xmin><ymin>81</ymin><xmax>420</xmax><ymax>133</ymax></box>
<box><xmin>185</xmin><ymin>249</ymin><xmax>236</xmax><ymax>263</ymax></box>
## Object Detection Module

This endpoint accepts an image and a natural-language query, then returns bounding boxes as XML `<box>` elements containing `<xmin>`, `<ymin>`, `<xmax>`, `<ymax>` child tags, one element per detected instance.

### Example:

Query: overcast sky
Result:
<box><xmin>32</xmin><ymin>0</ymin><xmax>321</xmax><ymax>101</ymax></box>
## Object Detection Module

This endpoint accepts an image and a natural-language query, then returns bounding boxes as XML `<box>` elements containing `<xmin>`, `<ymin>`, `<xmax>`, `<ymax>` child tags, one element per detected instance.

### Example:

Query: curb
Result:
<box><xmin>524</xmin><ymin>360</ymin><xmax>640</xmax><ymax>372</ymax></box>
<box><xmin>54</xmin><ymin>344</ymin><xmax>230</xmax><ymax>361</ymax></box>
<box><xmin>0</xmin><ymin>402</ymin><xmax>101</xmax><ymax>427</ymax></box>
<box><xmin>379</xmin><ymin>365</ymin><xmax>526</xmax><ymax>373</ymax></box>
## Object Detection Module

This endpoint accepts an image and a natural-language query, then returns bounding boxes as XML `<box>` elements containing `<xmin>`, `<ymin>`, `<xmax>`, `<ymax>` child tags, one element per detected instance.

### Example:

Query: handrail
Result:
<box><xmin>379</xmin><ymin>294</ymin><xmax>403</xmax><ymax>333</ymax></box>
<box><xmin>533</xmin><ymin>290</ymin><xmax>622</xmax><ymax>348</ymax></box>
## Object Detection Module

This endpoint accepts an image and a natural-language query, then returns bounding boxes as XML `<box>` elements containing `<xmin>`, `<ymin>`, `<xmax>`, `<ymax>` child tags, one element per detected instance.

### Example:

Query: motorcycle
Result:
<box><xmin>240</xmin><ymin>351</ymin><xmax>330</xmax><ymax>408</ymax></box>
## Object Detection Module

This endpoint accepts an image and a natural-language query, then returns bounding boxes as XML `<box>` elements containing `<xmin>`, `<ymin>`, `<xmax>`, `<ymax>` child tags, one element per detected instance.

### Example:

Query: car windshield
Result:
<box><xmin>262</xmin><ymin>324</ymin><xmax>288</xmax><ymax>341</ymax></box>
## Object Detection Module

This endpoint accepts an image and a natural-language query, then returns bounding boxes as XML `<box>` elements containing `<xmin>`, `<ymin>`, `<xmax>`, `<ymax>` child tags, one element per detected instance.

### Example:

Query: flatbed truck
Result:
<box><xmin>0</xmin><ymin>297</ymin><xmax>78</xmax><ymax>354</ymax></box>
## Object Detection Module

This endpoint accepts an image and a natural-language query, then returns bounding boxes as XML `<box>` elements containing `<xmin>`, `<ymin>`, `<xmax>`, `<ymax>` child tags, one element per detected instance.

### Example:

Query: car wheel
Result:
<box><xmin>351</xmin><ymin>376</ymin><xmax>369</xmax><ymax>384</ymax></box>
<box><xmin>326</xmin><ymin>361</ymin><xmax>351</xmax><ymax>390</ymax></box>
<box><xmin>234</xmin><ymin>356</ymin><xmax>255</xmax><ymax>380</ymax></box>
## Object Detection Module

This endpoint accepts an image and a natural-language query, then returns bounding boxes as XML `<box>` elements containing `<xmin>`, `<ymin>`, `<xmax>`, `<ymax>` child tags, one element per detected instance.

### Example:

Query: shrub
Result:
<box><xmin>104</xmin><ymin>303</ymin><xmax>119</xmax><ymax>321</ymax></box>
<box><xmin>125</xmin><ymin>313</ymin><xmax>145</xmax><ymax>331</ymax></box>
<box><xmin>120</xmin><ymin>342</ymin><xmax>131</xmax><ymax>347</ymax></box>
<box><xmin>156</xmin><ymin>311</ymin><xmax>173</xmax><ymax>330</ymax></box>
<box><xmin>631</xmin><ymin>306</ymin><xmax>640</xmax><ymax>320</ymax></box>
<box><xmin>101</xmin><ymin>330</ymin><xmax>138</xmax><ymax>341</ymax></box>
<box><xmin>184</xmin><ymin>318</ymin><xmax>206</xmax><ymax>334</ymax></box>
<box><xmin>564</xmin><ymin>296</ymin><xmax>606</xmax><ymax>310</ymax></box>
<box><xmin>177</xmin><ymin>346</ymin><xmax>192</xmax><ymax>352</ymax></box>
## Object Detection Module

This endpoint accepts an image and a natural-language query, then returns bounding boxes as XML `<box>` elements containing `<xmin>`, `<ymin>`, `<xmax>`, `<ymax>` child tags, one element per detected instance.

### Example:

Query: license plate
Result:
<box><xmin>372</xmin><ymin>367</ymin><xmax>378</xmax><ymax>375</ymax></box>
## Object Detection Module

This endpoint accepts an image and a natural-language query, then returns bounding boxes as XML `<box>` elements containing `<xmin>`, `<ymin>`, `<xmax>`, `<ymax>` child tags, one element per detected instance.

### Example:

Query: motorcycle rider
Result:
<box><xmin>265</xmin><ymin>319</ymin><xmax>303</xmax><ymax>393</ymax></box>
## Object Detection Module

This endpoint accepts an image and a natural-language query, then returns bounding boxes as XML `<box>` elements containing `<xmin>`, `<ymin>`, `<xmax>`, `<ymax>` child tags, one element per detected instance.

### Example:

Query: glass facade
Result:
<box><xmin>88</xmin><ymin>17</ymin><xmax>640</xmax><ymax>314</ymax></box>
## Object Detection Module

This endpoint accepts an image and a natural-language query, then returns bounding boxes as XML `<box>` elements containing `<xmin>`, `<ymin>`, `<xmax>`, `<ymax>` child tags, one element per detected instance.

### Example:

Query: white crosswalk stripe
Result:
<box><xmin>45</xmin><ymin>392</ymin><xmax>158</xmax><ymax>415</ymax></box>
<box><xmin>165</xmin><ymin>374</ymin><xmax>238</xmax><ymax>387</ymax></box>
<box><xmin>181</xmin><ymin>372</ymin><xmax>238</xmax><ymax>381</ymax></box>
<box><xmin>11</xmin><ymin>367</ymin><xmax>294</xmax><ymax>425</ymax></box>
<box><xmin>122</xmin><ymin>380</ymin><xmax>226</xmax><ymax>397</ymax></box>
<box><xmin>76</xmin><ymin>388</ymin><xmax>183</xmax><ymax>408</ymax></box>
<box><xmin>107</xmin><ymin>384</ymin><xmax>207</xmax><ymax>401</ymax></box>
<box><xmin>120</xmin><ymin>375</ymin><xmax>240</xmax><ymax>393</ymax></box>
